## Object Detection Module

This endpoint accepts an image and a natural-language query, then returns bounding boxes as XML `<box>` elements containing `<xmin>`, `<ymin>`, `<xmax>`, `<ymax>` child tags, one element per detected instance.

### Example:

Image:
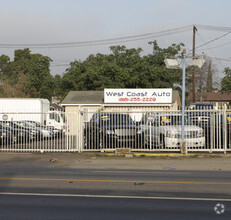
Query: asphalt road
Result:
<box><xmin>0</xmin><ymin>166</ymin><xmax>231</xmax><ymax>219</ymax></box>
<box><xmin>0</xmin><ymin>193</ymin><xmax>229</xmax><ymax>220</ymax></box>
<box><xmin>0</xmin><ymin>167</ymin><xmax>231</xmax><ymax>197</ymax></box>
<box><xmin>0</xmin><ymin>153</ymin><xmax>231</xmax><ymax>219</ymax></box>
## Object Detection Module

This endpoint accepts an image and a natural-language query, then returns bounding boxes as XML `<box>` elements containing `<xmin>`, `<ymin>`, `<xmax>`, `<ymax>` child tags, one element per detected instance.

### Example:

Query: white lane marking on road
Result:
<box><xmin>1</xmin><ymin>192</ymin><xmax>231</xmax><ymax>202</ymax></box>
<box><xmin>92</xmin><ymin>171</ymin><xmax>190</xmax><ymax>175</ymax></box>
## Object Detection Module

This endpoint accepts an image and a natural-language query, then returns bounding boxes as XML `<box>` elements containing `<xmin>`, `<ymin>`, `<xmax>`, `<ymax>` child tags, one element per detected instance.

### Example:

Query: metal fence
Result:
<box><xmin>0</xmin><ymin>112</ymin><xmax>79</xmax><ymax>152</ymax></box>
<box><xmin>0</xmin><ymin>108</ymin><xmax>230</xmax><ymax>153</ymax></box>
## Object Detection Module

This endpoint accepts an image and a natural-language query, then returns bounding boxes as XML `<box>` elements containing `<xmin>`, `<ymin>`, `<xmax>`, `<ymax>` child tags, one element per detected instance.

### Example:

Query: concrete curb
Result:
<box><xmin>134</xmin><ymin>153</ymin><xmax>231</xmax><ymax>157</ymax></box>
<box><xmin>104</xmin><ymin>152</ymin><xmax>231</xmax><ymax>158</ymax></box>
<box><xmin>1</xmin><ymin>151</ymin><xmax>231</xmax><ymax>158</ymax></box>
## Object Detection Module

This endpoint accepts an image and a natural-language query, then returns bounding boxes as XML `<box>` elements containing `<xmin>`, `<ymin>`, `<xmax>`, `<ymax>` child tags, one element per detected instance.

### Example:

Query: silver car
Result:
<box><xmin>139</xmin><ymin>113</ymin><xmax>205</xmax><ymax>148</ymax></box>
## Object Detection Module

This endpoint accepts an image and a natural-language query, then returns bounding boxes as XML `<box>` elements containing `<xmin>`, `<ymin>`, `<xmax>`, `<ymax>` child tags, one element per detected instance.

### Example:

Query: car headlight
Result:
<box><xmin>41</xmin><ymin>130</ymin><xmax>50</xmax><ymax>134</ymax></box>
<box><xmin>30</xmin><ymin>129</ymin><xmax>38</xmax><ymax>134</ymax></box>
<box><xmin>166</xmin><ymin>130</ymin><xmax>180</xmax><ymax>138</ymax></box>
<box><xmin>106</xmin><ymin>130</ymin><xmax>114</xmax><ymax>135</ymax></box>
<box><xmin>197</xmin><ymin>131</ymin><xmax>204</xmax><ymax>137</ymax></box>
<box><xmin>136</xmin><ymin>129</ymin><xmax>142</xmax><ymax>135</ymax></box>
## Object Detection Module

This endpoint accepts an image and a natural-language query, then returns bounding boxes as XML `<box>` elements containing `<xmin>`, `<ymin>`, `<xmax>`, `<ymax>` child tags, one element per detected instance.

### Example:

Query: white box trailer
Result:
<box><xmin>0</xmin><ymin>98</ymin><xmax>65</xmax><ymax>130</ymax></box>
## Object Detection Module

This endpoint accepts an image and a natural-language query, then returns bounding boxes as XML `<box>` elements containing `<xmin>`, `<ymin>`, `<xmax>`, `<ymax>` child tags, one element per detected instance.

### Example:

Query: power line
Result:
<box><xmin>0</xmin><ymin>25</ymin><xmax>192</xmax><ymax>49</ymax></box>
<box><xmin>1</xmin><ymin>24</ymin><xmax>231</xmax><ymax>50</ymax></box>
<box><xmin>196</xmin><ymin>41</ymin><xmax>231</xmax><ymax>51</ymax></box>
<box><xmin>196</xmin><ymin>24</ymin><xmax>231</xmax><ymax>32</ymax></box>
<box><xmin>207</xmin><ymin>56</ymin><xmax>231</xmax><ymax>62</ymax></box>
<box><xmin>1</xmin><ymin>24</ymin><xmax>231</xmax><ymax>49</ymax></box>
<box><xmin>193</xmin><ymin>26</ymin><xmax>231</xmax><ymax>70</ymax></box>
<box><xmin>51</xmin><ymin>63</ymin><xmax>70</xmax><ymax>67</ymax></box>
<box><xmin>194</xmin><ymin>31</ymin><xmax>231</xmax><ymax>50</ymax></box>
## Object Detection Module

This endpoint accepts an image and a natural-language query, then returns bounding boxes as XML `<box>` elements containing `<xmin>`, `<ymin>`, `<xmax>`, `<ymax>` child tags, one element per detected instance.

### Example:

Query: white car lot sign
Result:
<box><xmin>104</xmin><ymin>89</ymin><xmax>172</xmax><ymax>104</ymax></box>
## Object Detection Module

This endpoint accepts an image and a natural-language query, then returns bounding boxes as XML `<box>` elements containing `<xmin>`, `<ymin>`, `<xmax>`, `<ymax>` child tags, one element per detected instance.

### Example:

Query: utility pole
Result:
<box><xmin>192</xmin><ymin>26</ymin><xmax>197</xmax><ymax>103</ymax></box>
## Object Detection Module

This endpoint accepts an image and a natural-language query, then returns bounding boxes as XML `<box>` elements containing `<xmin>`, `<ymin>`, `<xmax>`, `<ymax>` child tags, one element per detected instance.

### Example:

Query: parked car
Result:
<box><xmin>24</xmin><ymin>121</ymin><xmax>62</xmax><ymax>138</ymax></box>
<box><xmin>0</xmin><ymin>121</ymin><xmax>32</xmax><ymax>143</ymax></box>
<box><xmin>0</xmin><ymin>128</ymin><xmax>10</xmax><ymax>145</ymax></box>
<box><xmin>19</xmin><ymin>121</ymin><xmax>54</xmax><ymax>139</ymax></box>
<box><xmin>139</xmin><ymin>113</ymin><xmax>205</xmax><ymax>148</ymax></box>
<box><xmin>187</xmin><ymin>102</ymin><xmax>214</xmax><ymax>126</ymax></box>
<box><xmin>84</xmin><ymin>113</ymin><xmax>141</xmax><ymax>149</ymax></box>
<box><xmin>3</xmin><ymin>121</ymin><xmax>37</xmax><ymax>141</ymax></box>
<box><xmin>187</xmin><ymin>103</ymin><xmax>230</xmax><ymax>148</ymax></box>
<box><xmin>197</xmin><ymin>113</ymin><xmax>231</xmax><ymax>148</ymax></box>
<box><xmin>188</xmin><ymin>103</ymin><xmax>214</xmax><ymax>110</ymax></box>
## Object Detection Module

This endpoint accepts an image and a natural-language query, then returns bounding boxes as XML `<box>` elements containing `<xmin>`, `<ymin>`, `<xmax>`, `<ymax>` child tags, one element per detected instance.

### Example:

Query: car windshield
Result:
<box><xmin>23</xmin><ymin>122</ymin><xmax>36</xmax><ymax>127</ymax></box>
<box><xmin>25</xmin><ymin>121</ymin><xmax>41</xmax><ymax>127</ymax></box>
<box><xmin>189</xmin><ymin>104</ymin><xmax>213</xmax><ymax>110</ymax></box>
<box><xmin>159</xmin><ymin>115</ymin><xmax>193</xmax><ymax>126</ymax></box>
<box><xmin>99</xmin><ymin>114</ymin><xmax>134</xmax><ymax>126</ymax></box>
<box><xmin>15</xmin><ymin>121</ymin><xmax>35</xmax><ymax>128</ymax></box>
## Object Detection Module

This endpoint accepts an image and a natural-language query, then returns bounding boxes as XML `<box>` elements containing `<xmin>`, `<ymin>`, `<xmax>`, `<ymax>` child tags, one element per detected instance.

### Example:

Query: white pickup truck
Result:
<box><xmin>139</xmin><ymin>113</ymin><xmax>205</xmax><ymax>148</ymax></box>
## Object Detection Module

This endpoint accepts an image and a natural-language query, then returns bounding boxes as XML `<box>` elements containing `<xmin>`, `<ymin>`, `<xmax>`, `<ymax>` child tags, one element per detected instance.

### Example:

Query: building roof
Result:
<box><xmin>62</xmin><ymin>90</ymin><xmax>180</xmax><ymax>106</ymax></box>
<box><xmin>50</xmin><ymin>103</ymin><xmax>65</xmax><ymax>111</ymax></box>
<box><xmin>189</xmin><ymin>92</ymin><xmax>231</xmax><ymax>102</ymax></box>
<box><xmin>62</xmin><ymin>91</ymin><xmax>104</xmax><ymax>105</ymax></box>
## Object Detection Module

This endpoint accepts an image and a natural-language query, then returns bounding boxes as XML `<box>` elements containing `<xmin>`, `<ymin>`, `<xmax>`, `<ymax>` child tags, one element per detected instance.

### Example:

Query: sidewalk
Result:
<box><xmin>1</xmin><ymin>152</ymin><xmax>231</xmax><ymax>171</ymax></box>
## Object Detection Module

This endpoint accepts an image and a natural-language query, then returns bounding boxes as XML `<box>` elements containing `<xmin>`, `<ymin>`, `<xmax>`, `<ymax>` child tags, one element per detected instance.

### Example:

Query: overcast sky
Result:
<box><xmin>1</xmin><ymin>0</ymin><xmax>231</xmax><ymax>83</ymax></box>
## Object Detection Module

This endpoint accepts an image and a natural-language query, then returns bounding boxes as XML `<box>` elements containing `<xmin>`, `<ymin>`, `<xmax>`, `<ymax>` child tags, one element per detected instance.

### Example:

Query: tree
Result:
<box><xmin>26</xmin><ymin>53</ymin><xmax>53</xmax><ymax>100</ymax></box>
<box><xmin>0</xmin><ymin>49</ymin><xmax>54</xmax><ymax>100</ymax></box>
<box><xmin>0</xmin><ymin>72</ymin><xmax>33</xmax><ymax>98</ymax></box>
<box><xmin>221</xmin><ymin>67</ymin><xmax>231</xmax><ymax>92</ymax></box>
<box><xmin>53</xmin><ymin>74</ymin><xmax>64</xmax><ymax>100</ymax></box>
<box><xmin>186</xmin><ymin>57</ymin><xmax>218</xmax><ymax>100</ymax></box>
<box><xmin>206</xmin><ymin>61</ymin><xmax>213</xmax><ymax>92</ymax></box>
<box><xmin>0</xmin><ymin>55</ymin><xmax>10</xmax><ymax>75</ymax></box>
<box><xmin>0</xmin><ymin>42</ymin><xmax>187</xmax><ymax>101</ymax></box>
<box><xmin>61</xmin><ymin>41</ymin><xmax>184</xmax><ymax>94</ymax></box>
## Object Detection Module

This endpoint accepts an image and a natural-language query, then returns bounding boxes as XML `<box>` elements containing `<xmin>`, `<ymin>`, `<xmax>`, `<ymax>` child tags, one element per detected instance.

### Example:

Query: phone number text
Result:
<box><xmin>118</xmin><ymin>97</ymin><xmax>156</xmax><ymax>102</ymax></box>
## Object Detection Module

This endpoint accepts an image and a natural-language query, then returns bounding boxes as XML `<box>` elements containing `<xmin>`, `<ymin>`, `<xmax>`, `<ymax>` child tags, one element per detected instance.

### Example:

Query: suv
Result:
<box><xmin>188</xmin><ymin>103</ymin><xmax>230</xmax><ymax>148</ymax></box>
<box><xmin>188</xmin><ymin>103</ymin><xmax>213</xmax><ymax>126</ymax></box>
<box><xmin>139</xmin><ymin>113</ymin><xmax>205</xmax><ymax>148</ymax></box>
<box><xmin>84</xmin><ymin>113</ymin><xmax>141</xmax><ymax>149</ymax></box>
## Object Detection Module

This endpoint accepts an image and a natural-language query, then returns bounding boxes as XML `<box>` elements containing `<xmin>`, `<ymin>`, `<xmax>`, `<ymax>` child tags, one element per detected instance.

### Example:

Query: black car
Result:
<box><xmin>204</xmin><ymin>113</ymin><xmax>230</xmax><ymax>148</ymax></box>
<box><xmin>187</xmin><ymin>103</ymin><xmax>231</xmax><ymax>148</ymax></box>
<box><xmin>84</xmin><ymin>113</ymin><xmax>141</xmax><ymax>149</ymax></box>
<box><xmin>0</xmin><ymin>121</ymin><xmax>35</xmax><ymax>142</ymax></box>
<box><xmin>189</xmin><ymin>113</ymin><xmax>230</xmax><ymax>149</ymax></box>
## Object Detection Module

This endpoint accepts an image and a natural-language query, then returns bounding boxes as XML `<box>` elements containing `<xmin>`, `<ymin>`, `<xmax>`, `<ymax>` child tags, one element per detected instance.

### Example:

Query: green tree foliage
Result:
<box><xmin>61</xmin><ymin>41</ymin><xmax>183</xmax><ymax>94</ymax></box>
<box><xmin>3</xmin><ymin>42</ymin><xmax>215</xmax><ymax>102</ymax></box>
<box><xmin>221</xmin><ymin>67</ymin><xmax>231</xmax><ymax>92</ymax></box>
<box><xmin>53</xmin><ymin>74</ymin><xmax>63</xmax><ymax>95</ymax></box>
<box><xmin>26</xmin><ymin>53</ymin><xmax>53</xmax><ymax>99</ymax></box>
<box><xmin>0</xmin><ymin>55</ymin><xmax>10</xmax><ymax>75</ymax></box>
<box><xmin>0</xmin><ymin>72</ymin><xmax>32</xmax><ymax>98</ymax></box>
<box><xmin>0</xmin><ymin>49</ymin><xmax>54</xmax><ymax>100</ymax></box>
<box><xmin>206</xmin><ymin>61</ymin><xmax>213</xmax><ymax>92</ymax></box>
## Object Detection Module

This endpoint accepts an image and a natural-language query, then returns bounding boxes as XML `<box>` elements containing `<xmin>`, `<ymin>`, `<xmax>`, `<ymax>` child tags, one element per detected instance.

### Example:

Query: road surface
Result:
<box><xmin>0</xmin><ymin>165</ymin><xmax>231</xmax><ymax>219</ymax></box>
